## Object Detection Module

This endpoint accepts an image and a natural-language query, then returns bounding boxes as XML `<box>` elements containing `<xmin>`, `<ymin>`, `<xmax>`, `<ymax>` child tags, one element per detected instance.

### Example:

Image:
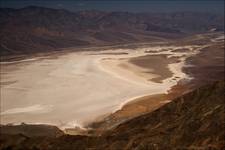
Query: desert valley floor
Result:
<box><xmin>0</xmin><ymin>33</ymin><xmax>224</xmax><ymax>131</ymax></box>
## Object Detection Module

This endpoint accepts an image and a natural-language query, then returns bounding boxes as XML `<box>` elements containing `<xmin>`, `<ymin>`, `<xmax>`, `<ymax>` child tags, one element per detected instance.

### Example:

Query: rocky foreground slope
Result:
<box><xmin>0</xmin><ymin>81</ymin><xmax>224</xmax><ymax>150</ymax></box>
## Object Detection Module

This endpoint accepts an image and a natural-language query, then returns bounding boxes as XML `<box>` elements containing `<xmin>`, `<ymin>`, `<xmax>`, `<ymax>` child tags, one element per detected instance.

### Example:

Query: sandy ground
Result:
<box><xmin>0</xmin><ymin>39</ymin><xmax>210</xmax><ymax>130</ymax></box>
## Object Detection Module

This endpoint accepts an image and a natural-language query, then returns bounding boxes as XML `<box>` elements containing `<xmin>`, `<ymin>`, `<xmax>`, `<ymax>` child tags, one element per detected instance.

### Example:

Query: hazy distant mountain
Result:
<box><xmin>0</xmin><ymin>6</ymin><xmax>224</xmax><ymax>56</ymax></box>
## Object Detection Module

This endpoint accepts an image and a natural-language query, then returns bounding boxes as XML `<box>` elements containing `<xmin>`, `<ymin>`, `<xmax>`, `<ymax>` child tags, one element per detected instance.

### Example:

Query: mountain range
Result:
<box><xmin>0</xmin><ymin>6</ymin><xmax>224</xmax><ymax>56</ymax></box>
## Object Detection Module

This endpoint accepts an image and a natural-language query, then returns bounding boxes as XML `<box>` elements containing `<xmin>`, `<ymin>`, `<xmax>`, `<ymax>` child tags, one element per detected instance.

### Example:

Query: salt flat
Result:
<box><xmin>0</xmin><ymin>45</ymin><xmax>203</xmax><ymax>129</ymax></box>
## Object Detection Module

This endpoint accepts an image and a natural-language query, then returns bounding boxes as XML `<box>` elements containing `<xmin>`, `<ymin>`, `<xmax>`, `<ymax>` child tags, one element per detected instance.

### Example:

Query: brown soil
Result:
<box><xmin>184</xmin><ymin>41</ymin><xmax>224</xmax><ymax>87</ymax></box>
<box><xmin>129</xmin><ymin>54</ymin><xmax>179</xmax><ymax>83</ymax></box>
<box><xmin>88</xmin><ymin>81</ymin><xmax>190</xmax><ymax>134</ymax></box>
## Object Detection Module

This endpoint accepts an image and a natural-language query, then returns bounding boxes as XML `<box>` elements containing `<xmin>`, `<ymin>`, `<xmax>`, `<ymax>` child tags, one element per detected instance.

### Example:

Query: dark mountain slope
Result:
<box><xmin>0</xmin><ymin>81</ymin><xmax>224</xmax><ymax>150</ymax></box>
<box><xmin>0</xmin><ymin>124</ymin><xmax>63</xmax><ymax>138</ymax></box>
<box><xmin>0</xmin><ymin>6</ymin><xmax>224</xmax><ymax>57</ymax></box>
<box><xmin>101</xmin><ymin>81</ymin><xmax>224</xmax><ymax>149</ymax></box>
